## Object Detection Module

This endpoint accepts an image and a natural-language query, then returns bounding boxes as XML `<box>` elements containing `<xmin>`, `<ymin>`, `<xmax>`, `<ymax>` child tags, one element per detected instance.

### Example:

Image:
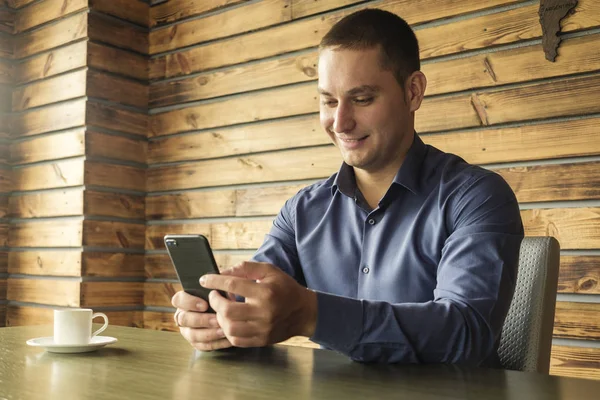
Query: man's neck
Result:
<box><xmin>354</xmin><ymin>163</ymin><xmax>402</xmax><ymax>210</ymax></box>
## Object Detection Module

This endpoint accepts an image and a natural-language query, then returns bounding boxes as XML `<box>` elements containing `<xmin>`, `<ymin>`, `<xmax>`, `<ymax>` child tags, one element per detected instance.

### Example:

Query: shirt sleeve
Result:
<box><xmin>310</xmin><ymin>171</ymin><xmax>524</xmax><ymax>365</ymax></box>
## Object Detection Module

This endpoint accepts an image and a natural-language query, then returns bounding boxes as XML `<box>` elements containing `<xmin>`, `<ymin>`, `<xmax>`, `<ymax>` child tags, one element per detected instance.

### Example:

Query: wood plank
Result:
<box><xmin>7</xmin><ymin>0</ymin><xmax>37</xmax><ymax>8</ymax></box>
<box><xmin>10</xmin><ymin>129</ymin><xmax>85</xmax><ymax>165</ymax></box>
<box><xmin>8</xmin><ymin>219</ymin><xmax>83</xmax><ymax>247</ymax></box>
<box><xmin>81</xmin><ymin>282</ymin><xmax>144</xmax><ymax>307</ymax></box>
<box><xmin>0</xmin><ymin>83</ymin><xmax>10</xmax><ymax>112</ymax></box>
<box><xmin>424</xmin><ymin>117</ymin><xmax>600</xmax><ymax>165</ymax></box>
<box><xmin>86</xmin><ymin>101</ymin><xmax>148</xmax><ymax>137</ymax></box>
<box><xmin>0</xmin><ymin>142</ymin><xmax>7</xmax><ymax>164</ymax></box>
<box><xmin>150</xmin><ymin>0</ymin><xmax>600</xmax><ymax>79</ymax></box>
<box><xmin>290</xmin><ymin>0</ymin><xmax>363</xmax><ymax>19</ymax></box>
<box><xmin>150</xmin><ymin>83</ymin><xmax>319</xmax><ymax>137</ymax></box>
<box><xmin>0</xmin><ymin>32</ymin><xmax>12</xmax><ymax>58</ymax></box>
<box><xmin>0</xmin><ymin>251</ymin><xmax>7</xmax><ymax>274</ymax></box>
<box><xmin>0</xmin><ymin>222</ymin><xmax>7</xmax><ymax>246</ymax></box>
<box><xmin>146</xmin><ymin>184</ymin><xmax>306</xmax><ymax>219</ymax></box>
<box><xmin>8</xmin><ymin>188</ymin><xmax>84</xmax><ymax>218</ymax></box>
<box><xmin>12</xmin><ymin>159</ymin><xmax>84</xmax><ymax>191</ymax></box>
<box><xmin>8</xmin><ymin>250</ymin><xmax>82</xmax><ymax>276</ymax></box>
<box><xmin>15</xmin><ymin>12</ymin><xmax>87</xmax><ymax>59</ymax></box>
<box><xmin>147</xmin><ymin>146</ymin><xmax>339</xmax><ymax>191</ymax></box>
<box><xmin>86</xmin><ymin>131</ymin><xmax>147</xmax><ymax>164</ymax></box>
<box><xmin>144</xmin><ymin>281</ymin><xmax>181</xmax><ymax>307</ymax></box>
<box><xmin>149</xmin><ymin>0</ymin><xmax>292</xmax><ymax>54</ymax></box>
<box><xmin>88</xmin><ymin>41</ymin><xmax>148</xmax><ymax>81</ymax></box>
<box><xmin>0</xmin><ymin>8</ymin><xmax>13</xmax><ymax>34</ymax></box>
<box><xmin>143</xmin><ymin>311</ymin><xmax>177</xmax><ymax>331</ymax></box>
<box><xmin>84</xmin><ymin>190</ymin><xmax>145</xmax><ymax>220</ymax></box>
<box><xmin>89</xmin><ymin>0</ymin><xmax>149</xmax><ymax>27</ymax></box>
<box><xmin>15</xmin><ymin>40</ymin><xmax>87</xmax><ymax>85</ymax></box>
<box><xmin>85</xmin><ymin>161</ymin><xmax>146</xmax><ymax>192</ymax></box>
<box><xmin>0</xmin><ymin>194</ymin><xmax>7</xmax><ymax>217</ymax></box>
<box><xmin>144</xmin><ymin>252</ymin><xmax>250</xmax><ymax>279</ymax></box>
<box><xmin>559</xmin><ymin>256</ymin><xmax>599</xmax><ymax>295</ymax></box>
<box><xmin>6</xmin><ymin>305</ymin><xmax>143</xmax><ymax>327</ymax></box>
<box><xmin>145</xmin><ymin>220</ymin><xmax>272</xmax><ymax>250</ymax></box>
<box><xmin>150</xmin><ymin>0</ymin><xmax>249</xmax><ymax>27</ymax></box>
<box><xmin>0</xmin><ymin>305</ymin><xmax>5</xmax><ymax>327</ymax></box>
<box><xmin>0</xmin><ymin>278</ymin><xmax>6</xmax><ymax>297</ymax></box>
<box><xmin>88</xmin><ymin>12</ymin><xmax>148</xmax><ymax>55</ymax></box>
<box><xmin>82</xmin><ymin>252</ymin><xmax>145</xmax><ymax>278</ymax></box>
<box><xmin>87</xmin><ymin>70</ymin><xmax>148</xmax><ymax>109</ymax></box>
<box><xmin>11</xmin><ymin>98</ymin><xmax>86</xmax><ymax>138</ymax></box>
<box><xmin>82</xmin><ymin>220</ymin><xmax>145</xmax><ymax>249</ymax></box>
<box><xmin>554</xmin><ymin>302</ymin><xmax>600</xmax><ymax>340</ymax></box>
<box><xmin>522</xmin><ymin>208</ymin><xmax>600</xmax><ymax>250</ymax></box>
<box><xmin>148</xmin><ymin>115</ymin><xmax>322</xmax><ymax>163</ymax></box>
<box><xmin>0</xmin><ymin>167</ymin><xmax>11</xmax><ymax>192</ymax></box>
<box><xmin>15</xmin><ymin>0</ymin><xmax>87</xmax><ymax>33</ymax></box>
<box><xmin>7</xmin><ymin>278</ymin><xmax>80</xmax><ymax>306</ymax></box>
<box><xmin>550</xmin><ymin>345</ymin><xmax>600</xmax><ymax>380</ymax></box>
<box><xmin>496</xmin><ymin>161</ymin><xmax>600</xmax><ymax>204</ymax></box>
<box><xmin>0</xmin><ymin>58</ymin><xmax>11</xmax><ymax>84</ymax></box>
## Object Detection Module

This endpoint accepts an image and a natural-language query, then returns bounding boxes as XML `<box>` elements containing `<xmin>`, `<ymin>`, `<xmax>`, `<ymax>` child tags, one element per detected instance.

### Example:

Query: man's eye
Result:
<box><xmin>321</xmin><ymin>100</ymin><xmax>338</xmax><ymax>107</ymax></box>
<box><xmin>354</xmin><ymin>97</ymin><xmax>373</xmax><ymax>105</ymax></box>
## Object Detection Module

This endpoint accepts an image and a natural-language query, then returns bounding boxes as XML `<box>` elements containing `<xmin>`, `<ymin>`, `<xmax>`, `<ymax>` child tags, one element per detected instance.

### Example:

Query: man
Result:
<box><xmin>171</xmin><ymin>9</ymin><xmax>524</xmax><ymax>366</ymax></box>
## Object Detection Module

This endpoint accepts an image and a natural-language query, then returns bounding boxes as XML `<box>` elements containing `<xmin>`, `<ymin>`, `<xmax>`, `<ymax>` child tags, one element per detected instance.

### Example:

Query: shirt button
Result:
<box><xmin>368</xmin><ymin>218</ymin><xmax>376</xmax><ymax>225</ymax></box>
<box><xmin>362</xmin><ymin>266</ymin><xmax>370</xmax><ymax>274</ymax></box>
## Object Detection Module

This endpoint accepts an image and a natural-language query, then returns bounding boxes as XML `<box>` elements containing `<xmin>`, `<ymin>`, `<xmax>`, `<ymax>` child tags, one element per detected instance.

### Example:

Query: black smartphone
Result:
<box><xmin>164</xmin><ymin>234</ymin><xmax>222</xmax><ymax>313</ymax></box>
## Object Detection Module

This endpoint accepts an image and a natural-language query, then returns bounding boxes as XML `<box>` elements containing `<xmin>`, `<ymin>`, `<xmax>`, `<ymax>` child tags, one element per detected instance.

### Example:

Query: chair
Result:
<box><xmin>497</xmin><ymin>236</ymin><xmax>560</xmax><ymax>373</ymax></box>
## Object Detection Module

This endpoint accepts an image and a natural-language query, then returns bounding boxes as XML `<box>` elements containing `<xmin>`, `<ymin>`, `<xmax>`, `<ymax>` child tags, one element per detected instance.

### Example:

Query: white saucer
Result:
<box><xmin>26</xmin><ymin>336</ymin><xmax>118</xmax><ymax>354</ymax></box>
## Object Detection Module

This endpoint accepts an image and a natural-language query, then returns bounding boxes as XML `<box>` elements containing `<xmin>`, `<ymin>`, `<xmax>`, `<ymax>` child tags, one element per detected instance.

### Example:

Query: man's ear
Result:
<box><xmin>405</xmin><ymin>71</ymin><xmax>427</xmax><ymax>112</ymax></box>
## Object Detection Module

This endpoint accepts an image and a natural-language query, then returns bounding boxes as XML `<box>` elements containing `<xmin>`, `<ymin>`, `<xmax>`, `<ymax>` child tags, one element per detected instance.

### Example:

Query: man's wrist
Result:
<box><xmin>299</xmin><ymin>288</ymin><xmax>318</xmax><ymax>337</ymax></box>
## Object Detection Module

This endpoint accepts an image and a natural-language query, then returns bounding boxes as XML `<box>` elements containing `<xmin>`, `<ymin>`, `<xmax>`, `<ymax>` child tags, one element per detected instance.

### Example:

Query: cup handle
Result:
<box><xmin>91</xmin><ymin>312</ymin><xmax>109</xmax><ymax>337</ymax></box>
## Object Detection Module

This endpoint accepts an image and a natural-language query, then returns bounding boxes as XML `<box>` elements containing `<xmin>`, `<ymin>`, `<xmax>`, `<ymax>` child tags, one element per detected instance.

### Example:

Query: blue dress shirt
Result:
<box><xmin>252</xmin><ymin>134</ymin><xmax>524</xmax><ymax>366</ymax></box>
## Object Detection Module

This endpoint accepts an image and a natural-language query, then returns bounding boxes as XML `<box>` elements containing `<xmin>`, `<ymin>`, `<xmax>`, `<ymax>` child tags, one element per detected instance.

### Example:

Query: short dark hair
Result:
<box><xmin>319</xmin><ymin>9</ymin><xmax>420</xmax><ymax>85</ymax></box>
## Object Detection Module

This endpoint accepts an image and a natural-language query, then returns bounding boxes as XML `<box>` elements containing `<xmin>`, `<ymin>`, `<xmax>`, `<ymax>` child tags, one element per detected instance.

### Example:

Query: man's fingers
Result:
<box><xmin>192</xmin><ymin>338</ymin><xmax>233</xmax><ymax>352</ymax></box>
<box><xmin>208</xmin><ymin>291</ymin><xmax>263</xmax><ymax>321</ymax></box>
<box><xmin>201</xmin><ymin>274</ymin><xmax>261</xmax><ymax>299</ymax></box>
<box><xmin>220</xmin><ymin>261</ymin><xmax>272</xmax><ymax>281</ymax></box>
<box><xmin>176</xmin><ymin>309</ymin><xmax>220</xmax><ymax>329</ymax></box>
<box><xmin>171</xmin><ymin>290</ymin><xmax>209</xmax><ymax>312</ymax></box>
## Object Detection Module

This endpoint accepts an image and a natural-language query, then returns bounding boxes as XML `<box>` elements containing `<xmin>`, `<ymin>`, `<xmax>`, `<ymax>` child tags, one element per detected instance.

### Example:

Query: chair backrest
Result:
<box><xmin>498</xmin><ymin>236</ymin><xmax>560</xmax><ymax>373</ymax></box>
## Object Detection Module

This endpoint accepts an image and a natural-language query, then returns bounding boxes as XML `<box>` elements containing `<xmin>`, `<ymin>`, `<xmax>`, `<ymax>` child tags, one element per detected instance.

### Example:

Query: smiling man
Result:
<box><xmin>171</xmin><ymin>9</ymin><xmax>524</xmax><ymax>366</ymax></box>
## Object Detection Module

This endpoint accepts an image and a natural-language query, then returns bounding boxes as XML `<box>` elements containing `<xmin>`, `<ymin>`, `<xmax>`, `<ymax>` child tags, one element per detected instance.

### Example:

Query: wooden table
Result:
<box><xmin>1</xmin><ymin>325</ymin><xmax>599</xmax><ymax>399</ymax></box>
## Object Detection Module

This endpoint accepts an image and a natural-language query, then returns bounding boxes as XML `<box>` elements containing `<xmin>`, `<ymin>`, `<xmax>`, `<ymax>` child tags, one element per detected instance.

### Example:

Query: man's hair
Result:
<box><xmin>319</xmin><ymin>9</ymin><xmax>420</xmax><ymax>86</ymax></box>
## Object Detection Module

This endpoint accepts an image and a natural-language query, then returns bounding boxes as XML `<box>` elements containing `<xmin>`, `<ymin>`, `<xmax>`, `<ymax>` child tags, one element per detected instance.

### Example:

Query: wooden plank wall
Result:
<box><xmin>146</xmin><ymin>0</ymin><xmax>600</xmax><ymax>379</ymax></box>
<box><xmin>5</xmin><ymin>0</ymin><xmax>148</xmax><ymax>328</ymax></box>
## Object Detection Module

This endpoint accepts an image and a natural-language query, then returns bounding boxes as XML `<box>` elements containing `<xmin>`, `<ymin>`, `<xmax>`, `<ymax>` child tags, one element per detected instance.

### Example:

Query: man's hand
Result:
<box><xmin>171</xmin><ymin>291</ymin><xmax>233</xmax><ymax>351</ymax></box>
<box><xmin>200</xmin><ymin>261</ymin><xmax>318</xmax><ymax>348</ymax></box>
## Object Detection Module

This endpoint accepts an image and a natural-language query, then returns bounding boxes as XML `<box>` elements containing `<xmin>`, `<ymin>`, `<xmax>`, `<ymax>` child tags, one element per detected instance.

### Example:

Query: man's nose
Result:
<box><xmin>333</xmin><ymin>103</ymin><xmax>356</xmax><ymax>133</ymax></box>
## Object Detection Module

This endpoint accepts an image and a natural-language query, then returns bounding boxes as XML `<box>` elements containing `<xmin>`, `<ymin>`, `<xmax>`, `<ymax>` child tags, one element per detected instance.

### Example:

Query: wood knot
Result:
<box><xmin>302</xmin><ymin>67</ymin><xmax>316</xmax><ymax>77</ymax></box>
<box><xmin>36</xmin><ymin>256</ymin><xmax>43</xmax><ymax>268</ymax></box>
<box><xmin>116</xmin><ymin>231</ymin><xmax>130</xmax><ymax>248</ymax></box>
<box><xmin>119</xmin><ymin>197</ymin><xmax>132</xmax><ymax>210</ymax></box>
<box><xmin>197</xmin><ymin>76</ymin><xmax>209</xmax><ymax>86</ymax></box>
<box><xmin>579</xmin><ymin>278</ymin><xmax>597</xmax><ymax>291</ymax></box>
<box><xmin>238</xmin><ymin>158</ymin><xmax>263</xmax><ymax>169</ymax></box>
<box><xmin>185</xmin><ymin>113</ymin><xmax>199</xmax><ymax>129</ymax></box>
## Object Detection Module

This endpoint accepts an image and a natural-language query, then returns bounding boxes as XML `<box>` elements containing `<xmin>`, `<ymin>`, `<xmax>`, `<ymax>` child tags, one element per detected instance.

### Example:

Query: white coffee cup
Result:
<box><xmin>53</xmin><ymin>309</ymin><xmax>109</xmax><ymax>345</ymax></box>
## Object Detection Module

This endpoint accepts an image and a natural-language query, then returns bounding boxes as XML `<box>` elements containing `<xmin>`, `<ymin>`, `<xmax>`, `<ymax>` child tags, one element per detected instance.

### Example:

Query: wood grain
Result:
<box><xmin>11</xmin><ymin>98</ymin><xmax>86</xmax><ymax>138</ymax></box>
<box><xmin>148</xmin><ymin>115</ymin><xmax>322</xmax><ymax>163</ymax></box>
<box><xmin>82</xmin><ymin>220</ymin><xmax>145</xmax><ymax>249</ymax></box>
<box><xmin>89</xmin><ymin>0</ymin><xmax>149</xmax><ymax>27</ymax></box>
<box><xmin>0</xmin><ymin>32</ymin><xmax>12</xmax><ymax>59</ymax></box>
<box><xmin>550</xmin><ymin>345</ymin><xmax>600</xmax><ymax>380</ymax></box>
<box><xmin>84</xmin><ymin>190</ymin><xmax>145</xmax><ymax>220</ymax></box>
<box><xmin>0</xmin><ymin>58</ymin><xmax>11</xmax><ymax>84</ymax></box>
<box><xmin>15</xmin><ymin>40</ymin><xmax>87</xmax><ymax>85</ymax></box>
<box><xmin>8</xmin><ymin>250</ymin><xmax>82</xmax><ymax>276</ymax></box>
<box><xmin>290</xmin><ymin>0</ymin><xmax>362</xmax><ymax>19</ymax></box>
<box><xmin>12</xmin><ymin>69</ymin><xmax>87</xmax><ymax>111</ymax></box>
<box><xmin>0</xmin><ymin>251</ymin><xmax>7</xmax><ymax>274</ymax></box>
<box><xmin>82</xmin><ymin>252</ymin><xmax>145</xmax><ymax>278</ymax></box>
<box><xmin>145</xmin><ymin>220</ymin><xmax>273</xmax><ymax>250</ymax></box>
<box><xmin>10</xmin><ymin>129</ymin><xmax>85</xmax><ymax>165</ymax></box>
<box><xmin>81</xmin><ymin>282</ymin><xmax>144</xmax><ymax>307</ymax></box>
<box><xmin>150</xmin><ymin>0</ymin><xmax>249</xmax><ymax>27</ymax></box>
<box><xmin>149</xmin><ymin>0</ymin><xmax>291</xmax><ymax>54</ymax></box>
<box><xmin>144</xmin><ymin>252</ymin><xmax>250</xmax><ymax>279</ymax></box>
<box><xmin>522</xmin><ymin>208</ymin><xmax>600</xmax><ymax>250</ymax></box>
<box><xmin>146</xmin><ymin>184</ymin><xmax>306</xmax><ymax>219</ymax></box>
<box><xmin>6</xmin><ymin>0</ymin><xmax>37</xmax><ymax>8</ymax></box>
<box><xmin>87</xmin><ymin>70</ymin><xmax>148</xmax><ymax>109</ymax></box>
<box><xmin>558</xmin><ymin>256</ymin><xmax>599</xmax><ymax>295</ymax></box>
<box><xmin>554</xmin><ymin>302</ymin><xmax>600</xmax><ymax>340</ymax></box>
<box><xmin>0</xmin><ymin>194</ymin><xmax>7</xmax><ymax>217</ymax></box>
<box><xmin>144</xmin><ymin>281</ymin><xmax>181</xmax><ymax>307</ymax></box>
<box><xmin>147</xmin><ymin>146</ymin><xmax>339</xmax><ymax>191</ymax></box>
<box><xmin>15</xmin><ymin>12</ymin><xmax>87</xmax><ymax>59</ymax></box>
<box><xmin>88</xmin><ymin>12</ymin><xmax>148</xmax><ymax>55</ymax></box>
<box><xmin>7</xmin><ymin>278</ymin><xmax>80</xmax><ymax>306</ymax></box>
<box><xmin>8</xmin><ymin>219</ymin><xmax>83</xmax><ymax>247</ymax></box>
<box><xmin>6</xmin><ymin>305</ymin><xmax>143</xmax><ymax>327</ymax></box>
<box><xmin>85</xmin><ymin>161</ymin><xmax>146</xmax><ymax>192</ymax></box>
<box><xmin>86</xmin><ymin>131</ymin><xmax>147</xmax><ymax>164</ymax></box>
<box><xmin>12</xmin><ymin>159</ymin><xmax>84</xmax><ymax>191</ymax></box>
<box><xmin>0</xmin><ymin>167</ymin><xmax>11</xmax><ymax>193</ymax></box>
<box><xmin>15</xmin><ymin>0</ymin><xmax>87</xmax><ymax>33</ymax></box>
<box><xmin>88</xmin><ymin>41</ymin><xmax>148</xmax><ymax>81</ymax></box>
<box><xmin>0</xmin><ymin>8</ymin><xmax>13</xmax><ymax>34</ymax></box>
<box><xmin>8</xmin><ymin>188</ymin><xmax>83</xmax><ymax>218</ymax></box>
<box><xmin>86</xmin><ymin>101</ymin><xmax>148</xmax><ymax>137</ymax></box>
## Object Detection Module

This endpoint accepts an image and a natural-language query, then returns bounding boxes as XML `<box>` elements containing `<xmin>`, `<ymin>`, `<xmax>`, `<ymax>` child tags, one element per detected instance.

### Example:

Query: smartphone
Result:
<box><xmin>164</xmin><ymin>234</ymin><xmax>222</xmax><ymax>312</ymax></box>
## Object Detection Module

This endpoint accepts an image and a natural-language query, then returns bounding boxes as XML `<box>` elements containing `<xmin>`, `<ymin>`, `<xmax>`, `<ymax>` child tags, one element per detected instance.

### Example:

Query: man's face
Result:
<box><xmin>318</xmin><ymin>47</ymin><xmax>414</xmax><ymax>174</ymax></box>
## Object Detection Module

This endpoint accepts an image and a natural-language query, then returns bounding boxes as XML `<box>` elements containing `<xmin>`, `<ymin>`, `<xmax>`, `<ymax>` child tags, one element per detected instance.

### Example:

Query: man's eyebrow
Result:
<box><xmin>317</xmin><ymin>85</ymin><xmax>380</xmax><ymax>96</ymax></box>
<box><xmin>317</xmin><ymin>87</ymin><xmax>331</xmax><ymax>96</ymax></box>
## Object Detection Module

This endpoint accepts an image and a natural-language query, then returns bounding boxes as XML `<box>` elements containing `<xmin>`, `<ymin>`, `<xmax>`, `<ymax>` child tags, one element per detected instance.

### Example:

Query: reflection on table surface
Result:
<box><xmin>1</xmin><ymin>325</ymin><xmax>599</xmax><ymax>400</ymax></box>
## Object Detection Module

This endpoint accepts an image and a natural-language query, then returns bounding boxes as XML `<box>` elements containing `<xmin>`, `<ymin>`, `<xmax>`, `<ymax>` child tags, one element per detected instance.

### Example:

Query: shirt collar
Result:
<box><xmin>331</xmin><ymin>133</ymin><xmax>427</xmax><ymax>197</ymax></box>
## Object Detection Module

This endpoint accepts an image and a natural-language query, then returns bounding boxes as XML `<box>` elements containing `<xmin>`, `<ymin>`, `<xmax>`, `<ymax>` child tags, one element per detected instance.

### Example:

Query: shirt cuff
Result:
<box><xmin>310</xmin><ymin>290</ymin><xmax>363</xmax><ymax>352</ymax></box>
